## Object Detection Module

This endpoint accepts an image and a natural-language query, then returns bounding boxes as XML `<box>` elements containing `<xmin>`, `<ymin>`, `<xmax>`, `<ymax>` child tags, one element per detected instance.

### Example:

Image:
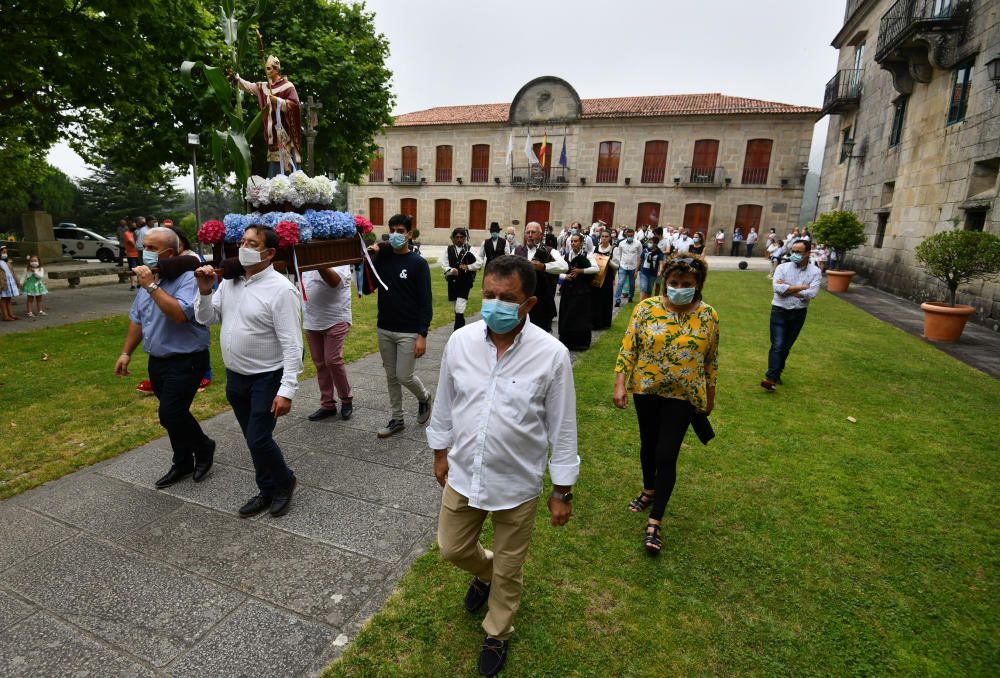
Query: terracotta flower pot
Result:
<box><xmin>920</xmin><ymin>302</ymin><xmax>975</xmax><ymax>342</ymax></box>
<box><xmin>825</xmin><ymin>270</ymin><xmax>855</xmax><ymax>293</ymax></box>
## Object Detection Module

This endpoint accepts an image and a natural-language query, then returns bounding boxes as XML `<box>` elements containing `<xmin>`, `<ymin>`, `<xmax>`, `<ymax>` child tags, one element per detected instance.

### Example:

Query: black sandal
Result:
<box><xmin>628</xmin><ymin>491</ymin><xmax>654</xmax><ymax>513</ymax></box>
<box><xmin>644</xmin><ymin>523</ymin><xmax>662</xmax><ymax>554</ymax></box>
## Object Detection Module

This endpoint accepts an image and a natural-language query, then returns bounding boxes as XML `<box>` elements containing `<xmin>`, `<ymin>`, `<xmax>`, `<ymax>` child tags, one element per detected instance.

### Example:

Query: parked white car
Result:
<box><xmin>53</xmin><ymin>223</ymin><xmax>121</xmax><ymax>262</ymax></box>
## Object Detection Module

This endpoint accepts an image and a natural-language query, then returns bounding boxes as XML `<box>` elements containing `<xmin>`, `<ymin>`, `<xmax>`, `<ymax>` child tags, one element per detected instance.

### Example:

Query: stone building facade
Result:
<box><xmin>349</xmin><ymin>77</ymin><xmax>817</xmax><ymax>249</ymax></box>
<box><xmin>817</xmin><ymin>0</ymin><xmax>1000</xmax><ymax>328</ymax></box>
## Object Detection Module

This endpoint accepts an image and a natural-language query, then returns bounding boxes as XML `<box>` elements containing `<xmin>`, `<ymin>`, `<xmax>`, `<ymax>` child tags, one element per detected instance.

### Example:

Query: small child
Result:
<box><xmin>0</xmin><ymin>246</ymin><xmax>19</xmax><ymax>321</ymax></box>
<box><xmin>20</xmin><ymin>256</ymin><xmax>48</xmax><ymax>317</ymax></box>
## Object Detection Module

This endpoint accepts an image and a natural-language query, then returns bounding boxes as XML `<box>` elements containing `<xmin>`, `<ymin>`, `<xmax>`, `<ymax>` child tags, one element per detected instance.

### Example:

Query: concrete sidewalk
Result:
<box><xmin>828</xmin><ymin>280</ymin><xmax>1000</xmax><ymax>381</ymax></box>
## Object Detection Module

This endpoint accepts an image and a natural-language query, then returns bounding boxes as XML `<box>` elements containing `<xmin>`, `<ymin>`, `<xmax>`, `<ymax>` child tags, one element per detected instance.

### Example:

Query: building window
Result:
<box><xmin>965</xmin><ymin>210</ymin><xmax>987</xmax><ymax>232</ymax></box>
<box><xmin>690</xmin><ymin>139</ymin><xmax>719</xmax><ymax>183</ymax></box>
<box><xmin>401</xmin><ymin>146</ymin><xmax>418</xmax><ymax>183</ymax></box>
<box><xmin>734</xmin><ymin>204</ymin><xmax>763</xmax><ymax>239</ymax></box>
<box><xmin>369</xmin><ymin>147</ymin><xmax>384</xmax><ymax>182</ymax></box>
<box><xmin>947</xmin><ymin>62</ymin><xmax>973</xmax><ymax>125</ymax></box>
<box><xmin>683</xmin><ymin>203</ymin><xmax>712</xmax><ymax>232</ymax></box>
<box><xmin>532</xmin><ymin>141</ymin><xmax>553</xmax><ymax>177</ymax></box>
<box><xmin>596</xmin><ymin>141</ymin><xmax>621</xmax><ymax>183</ymax></box>
<box><xmin>469</xmin><ymin>199</ymin><xmax>487</xmax><ymax>230</ymax></box>
<box><xmin>592</xmin><ymin>201</ymin><xmax>615</xmax><ymax>227</ymax></box>
<box><xmin>435</xmin><ymin>145</ymin><xmax>452</xmax><ymax>182</ymax></box>
<box><xmin>641</xmin><ymin>141</ymin><xmax>668</xmax><ymax>183</ymax></box>
<box><xmin>889</xmin><ymin>97</ymin><xmax>907</xmax><ymax>148</ymax></box>
<box><xmin>471</xmin><ymin>144</ymin><xmax>490</xmax><ymax>183</ymax></box>
<box><xmin>369</xmin><ymin>198</ymin><xmax>384</xmax><ymax>226</ymax></box>
<box><xmin>434</xmin><ymin>199</ymin><xmax>451</xmax><ymax>229</ymax></box>
<box><xmin>875</xmin><ymin>213</ymin><xmax>888</xmax><ymax>247</ymax></box>
<box><xmin>741</xmin><ymin>139</ymin><xmax>772</xmax><ymax>185</ymax></box>
<box><xmin>525</xmin><ymin>200</ymin><xmax>550</xmax><ymax>226</ymax></box>
<box><xmin>635</xmin><ymin>202</ymin><xmax>660</xmax><ymax>229</ymax></box>
<box><xmin>840</xmin><ymin>127</ymin><xmax>852</xmax><ymax>163</ymax></box>
<box><xmin>400</xmin><ymin>198</ymin><xmax>417</xmax><ymax>229</ymax></box>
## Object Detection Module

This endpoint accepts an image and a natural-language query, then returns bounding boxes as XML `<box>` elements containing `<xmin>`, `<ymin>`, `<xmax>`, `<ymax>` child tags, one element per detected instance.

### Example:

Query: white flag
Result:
<box><xmin>506</xmin><ymin>131</ymin><xmax>513</xmax><ymax>168</ymax></box>
<box><xmin>523</xmin><ymin>129</ymin><xmax>536</xmax><ymax>165</ymax></box>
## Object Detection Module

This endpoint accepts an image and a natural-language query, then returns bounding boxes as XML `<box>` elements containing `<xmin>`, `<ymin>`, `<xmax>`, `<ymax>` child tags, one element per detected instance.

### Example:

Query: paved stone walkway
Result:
<box><xmin>0</xmin><ymin>301</ymin><xmax>620</xmax><ymax>676</ymax></box>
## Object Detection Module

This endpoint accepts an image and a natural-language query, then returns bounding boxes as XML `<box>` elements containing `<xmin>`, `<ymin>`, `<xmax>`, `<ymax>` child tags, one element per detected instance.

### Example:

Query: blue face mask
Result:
<box><xmin>667</xmin><ymin>286</ymin><xmax>697</xmax><ymax>305</ymax></box>
<box><xmin>481</xmin><ymin>298</ymin><xmax>525</xmax><ymax>334</ymax></box>
<box><xmin>571</xmin><ymin>229</ymin><xmax>579</xmax><ymax>236</ymax></box>
<box><xmin>626</xmin><ymin>237</ymin><xmax>634</xmax><ymax>244</ymax></box>
<box><xmin>790</xmin><ymin>253</ymin><xmax>804</xmax><ymax>264</ymax></box>
<box><xmin>142</xmin><ymin>250</ymin><xmax>160</xmax><ymax>267</ymax></box>
<box><xmin>388</xmin><ymin>232</ymin><xmax>407</xmax><ymax>250</ymax></box>
<box><xmin>491</xmin><ymin>232</ymin><xmax>499</xmax><ymax>240</ymax></box>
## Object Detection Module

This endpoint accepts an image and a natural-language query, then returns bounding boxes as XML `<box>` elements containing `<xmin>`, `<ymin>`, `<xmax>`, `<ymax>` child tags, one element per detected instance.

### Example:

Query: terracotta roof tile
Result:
<box><xmin>393</xmin><ymin>93</ymin><xmax>818</xmax><ymax>127</ymax></box>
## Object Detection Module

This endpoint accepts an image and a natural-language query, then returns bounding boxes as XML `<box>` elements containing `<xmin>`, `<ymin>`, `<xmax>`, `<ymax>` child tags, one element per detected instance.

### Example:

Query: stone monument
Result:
<box><xmin>20</xmin><ymin>211</ymin><xmax>64</xmax><ymax>263</ymax></box>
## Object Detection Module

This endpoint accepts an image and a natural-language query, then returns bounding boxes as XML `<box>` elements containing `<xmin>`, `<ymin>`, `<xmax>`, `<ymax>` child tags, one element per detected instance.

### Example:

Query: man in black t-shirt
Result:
<box><xmin>367</xmin><ymin>214</ymin><xmax>434</xmax><ymax>438</ymax></box>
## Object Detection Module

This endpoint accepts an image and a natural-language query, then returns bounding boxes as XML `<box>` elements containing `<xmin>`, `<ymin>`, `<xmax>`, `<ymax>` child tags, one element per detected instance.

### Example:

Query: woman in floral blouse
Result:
<box><xmin>613</xmin><ymin>255</ymin><xmax>719</xmax><ymax>554</ymax></box>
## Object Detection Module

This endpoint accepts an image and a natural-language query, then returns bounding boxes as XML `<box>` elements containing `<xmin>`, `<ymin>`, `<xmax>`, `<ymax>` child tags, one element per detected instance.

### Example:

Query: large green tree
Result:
<box><xmin>76</xmin><ymin>164</ymin><xmax>177</xmax><ymax>231</ymax></box>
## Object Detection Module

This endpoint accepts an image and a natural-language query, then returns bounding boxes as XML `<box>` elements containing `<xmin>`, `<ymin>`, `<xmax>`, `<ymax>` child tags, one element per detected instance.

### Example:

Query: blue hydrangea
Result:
<box><xmin>331</xmin><ymin>211</ymin><xmax>355</xmax><ymax>239</ymax></box>
<box><xmin>245</xmin><ymin>212</ymin><xmax>267</xmax><ymax>227</ymax></box>
<box><xmin>278</xmin><ymin>212</ymin><xmax>311</xmax><ymax>243</ymax></box>
<box><xmin>262</xmin><ymin>211</ymin><xmax>283</xmax><ymax>229</ymax></box>
<box><xmin>306</xmin><ymin>209</ymin><xmax>337</xmax><ymax>239</ymax></box>
<box><xmin>223</xmin><ymin>213</ymin><xmax>247</xmax><ymax>243</ymax></box>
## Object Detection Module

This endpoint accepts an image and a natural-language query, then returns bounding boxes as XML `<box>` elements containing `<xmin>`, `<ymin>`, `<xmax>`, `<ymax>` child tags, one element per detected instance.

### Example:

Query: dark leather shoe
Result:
<box><xmin>193</xmin><ymin>439</ymin><xmax>216</xmax><ymax>482</ymax></box>
<box><xmin>478</xmin><ymin>636</ymin><xmax>509</xmax><ymax>676</ymax></box>
<box><xmin>269</xmin><ymin>477</ymin><xmax>297</xmax><ymax>517</ymax></box>
<box><xmin>340</xmin><ymin>402</ymin><xmax>353</xmax><ymax>421</ymax></box>
<box><xmin>155</xmin><ymin>466</ymin><xmax>192</xmax><ymax>489</ymax></box>
<box><xmin>308</xmin><ymin>406</ymin><xmax>338</xmax><ymax>421</ymax></box>
<box><xmin>238</xmin><ymin>494</ymin><xmax>272</xmax><ymax>518</ymax></box>
<box><xmin>464</xmin><ymin>576</ymin><xmax>491</xmax><ymax>613</ymax></box>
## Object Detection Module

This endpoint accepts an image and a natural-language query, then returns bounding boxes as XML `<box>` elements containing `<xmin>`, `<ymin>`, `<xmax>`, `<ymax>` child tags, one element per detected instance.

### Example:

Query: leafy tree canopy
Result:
<box><xmin>808</xmin><ymin>211</ymin><xmax>868</xmax><ymax>259</ymax></box>
<box><xmin>915</xmin><ymin>229</ymin><xmax>1000</xmax><ymax>306</ymax></box>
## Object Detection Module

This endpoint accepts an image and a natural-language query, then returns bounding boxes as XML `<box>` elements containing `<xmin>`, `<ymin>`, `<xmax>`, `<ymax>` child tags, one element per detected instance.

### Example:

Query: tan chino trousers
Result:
<box><xmin>437</xmin><ymin>484</ymin><xmax>538</xmax><ymax>640</ymax></box>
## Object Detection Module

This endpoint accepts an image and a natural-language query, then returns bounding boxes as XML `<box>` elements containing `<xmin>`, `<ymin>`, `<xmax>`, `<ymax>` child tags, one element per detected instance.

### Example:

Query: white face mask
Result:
<box><xmin>238</xmin><ymin>246</ymin><xmax>264</xmax><ymax>267</ymax></box>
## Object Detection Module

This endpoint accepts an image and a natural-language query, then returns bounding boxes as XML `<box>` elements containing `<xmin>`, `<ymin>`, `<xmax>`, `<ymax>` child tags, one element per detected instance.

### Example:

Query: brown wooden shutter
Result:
<box><xmin>434</xmin><ymin>199</ymin><xmax>451</xmax><ymax>229</ymax></box>
<box><xmin>592</xmin><ymin>201</ymin><xmax>615</xmax><ymax>227</ymax></box>
<box><xmin>369</xmin><ymin>147</ymin><xmax>384</xmax><ymax>182</ymax></box>
<box><xmin>597</xmin><ymin>141</ymin><xmax>621</xmax><ymax>183</ymax></box>
<box><xmin>525</xmin><ymin>200</ymin><xmax>550</xmax><ymax>225</ymax></box>
<box><xmin>400</xmin><ymin>198</ymin><xmax>417</xmax><ymax>229</ymax></box>
<box><xmin>469</xmin><ymin>199</ymin><xmax>487</xmax><ymax>229</ymax></box>
<box><xmin>369</xmin><ymin>197</ymin><xmax>384</xmax><ymax>226</ymax></box>
<box><xmin>734</xmin><ymin>204</ymin><xmax>762</xmax><ymax>237</ymax></box>
<box><xmin>401</xmin><ymin>146</ymin><xmax>417</xmax><ymax>183</ymax></box>
<box><xmin>641</xmin><ymin>141</ymin><xmax>667</xmax><ymax>183</ymax></box>
<box><xmin>471</xmin><ymin>145</ymin><xmax>490</xmax><ymax>183</ymax></box>
<box><xmin>436</xmin><ymin>146</ymin><xmax>452</xmax><ymax>182</ymax></box>
<box><xmin>691</xmin><ymin>140</ymin><xmax>719</xmax><ymax>170</ymax></box>
<box><xmin>683</xmin><ymin>203</ymin><xmax>711</xmax><ymax>232</ymax></box>
<box><xmin>741</xmin><ymin>140</ymin><xmax>772</xmax><ymax>184</ymax></box>
<box><xmin>635</xmin><ymin>202</ymin><xmax>660</xmax><ymax>228</ymax></box>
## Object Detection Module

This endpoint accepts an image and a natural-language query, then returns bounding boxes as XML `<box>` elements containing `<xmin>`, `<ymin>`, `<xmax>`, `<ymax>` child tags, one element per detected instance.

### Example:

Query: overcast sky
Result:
<box><xmin>48</xmin><ymin>0</ymin><xmax>844</xmax><ymax>181</ymax></box>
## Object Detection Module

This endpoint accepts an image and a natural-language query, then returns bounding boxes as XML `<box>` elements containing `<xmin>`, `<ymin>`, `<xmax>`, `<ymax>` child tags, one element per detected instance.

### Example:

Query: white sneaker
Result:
<box><xmin>38</xmin><ymin>310</ymin><xmax>47</xmax><ymax>316</ymax></box>
<box><xmin>27</xmin><ymin>311</ymin><xmax>35</xmax><ymax>317</ymax></box>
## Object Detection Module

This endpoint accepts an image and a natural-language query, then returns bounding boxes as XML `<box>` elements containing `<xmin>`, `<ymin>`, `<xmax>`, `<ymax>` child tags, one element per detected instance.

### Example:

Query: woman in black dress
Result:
<box><xmin>591</xmin><ymin>230</ymin><xmax>618</xmax><ymax>329</ymax></box>
<box><xmin>558</xmin><ymin>234</ymin><xmax>599</xmax><ymax>350</ymax></box>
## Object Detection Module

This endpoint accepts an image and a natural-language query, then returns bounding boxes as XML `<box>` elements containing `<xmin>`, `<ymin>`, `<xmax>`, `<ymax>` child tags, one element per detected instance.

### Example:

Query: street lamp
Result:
<box><xmin>987</xmin><ymin>56</ymin><xmax>1000</xmax><ymax>92</ymax></box>
<box><xmin>188</xmin><ymin>133</ymin><xmax>202</xmax><ymax>253</ymax></box>
<box><xmin>840</xmin><ymin>138</ymin><xmax>864</xmax><ymax>210</ymax></box>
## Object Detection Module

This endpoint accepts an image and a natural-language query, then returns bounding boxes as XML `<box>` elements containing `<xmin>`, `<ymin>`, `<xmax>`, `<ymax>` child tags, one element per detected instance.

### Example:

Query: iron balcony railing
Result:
<box><xmin>368</xmin><ymin>167</ymin><xmax>384</xmax><ymax>182</ymax></box>
<box><xmin>844</xmin><ymin>0</ymin><xmax>867</xmax><ymax>23</ymax></box>
<box><xmin>819</xmin><ymin>69</ymin><xmax>863</xmax><ymax>116</ymax></box>
<box><xmin>510</xmin><ymin>165</ymin><xmax>573</xmax><ymax>189</ymax></box>
<box><xmin>595</xmin><ymin>167</ymin><xmax>619</xmax><ymax>183</ymax></box>
<box><xmin>876</xmin><ymin>0</ymin><xmax>964</xmax><ymax>60</ymax></box>
<box><xmin>392</xmin><ymin>167</ymin><xmax>424</xmax><ymax>184</ymax></box>
<box><xmin>685</xmin><ymin>166</ymin><xmax>725</xmax><ymax>185</ymax></box>
<box><xmin>641</xmin><ymin>166</ymin><xmax>666</xmax><ymax>183</ymax></box>
<box><xmin>741</xmin><ymin>167</ymin><xmax>769</xmax><ymax>185</ymax></box>
<box><xmin>470</xmin><ymin>168</ymin><xmax>489</xmax><ymax>183</ymax></box>
<box><xmin>435</xmin><ymin>168</ymin><xmax>452</xmax><ymax>182</ymax></box>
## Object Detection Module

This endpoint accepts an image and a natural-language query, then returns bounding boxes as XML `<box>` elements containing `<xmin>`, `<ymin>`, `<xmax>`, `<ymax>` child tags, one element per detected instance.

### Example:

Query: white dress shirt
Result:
<box><xmin>195</xmin><ymin>265</ymin><xmax>304</xmax><ymax>399</ymax></box>
<box><xmin>426</xmin><ymin>320</ymin><xmax>580</xmax><ymax>511</ymax></box>
<box><xmin>524</xmin><ymin>244</ymin><xmax>569</xmax><ymax>275</ymax></box>
<box><xmin>771</xmin><ymin>261</ymin><xmax>822</xmax><ymax>310</ymax></box>
<box><xmin>616</xmin><ymin>239</ymin><xmax>642</xmax><ymax>271</ymax></box>
<box><xmin>673</xmin><ymin>235</ymin><xmax>693</xmax><ymax>254</ymax></box>
<box><xmin>302</xmin><ymin>266</ymin><xmax>352</xmax><ymax>331</ymax></box>
<box><xmin>441</xmin><ymin>245</ymin><xmax>482</xmax><ymax>274</ymax></box>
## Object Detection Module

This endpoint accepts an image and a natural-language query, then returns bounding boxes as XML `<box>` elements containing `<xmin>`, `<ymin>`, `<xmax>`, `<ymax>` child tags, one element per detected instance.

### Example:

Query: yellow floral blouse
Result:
<box><xmin>614</xmin><ymin>298</ymin><xmax>719</xmax><ymax>412</ymax></box>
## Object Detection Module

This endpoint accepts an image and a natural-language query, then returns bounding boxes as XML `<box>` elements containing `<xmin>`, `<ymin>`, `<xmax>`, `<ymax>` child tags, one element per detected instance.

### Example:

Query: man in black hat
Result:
<box><xmin>443</xmin><ymin>227</ymin><xmax>481</xmax><ymax>330</ymax></box>
<box><xmin>477</xmin><ymin>222</ymin><xmax>508</xmax><ymax>268</ymax></box>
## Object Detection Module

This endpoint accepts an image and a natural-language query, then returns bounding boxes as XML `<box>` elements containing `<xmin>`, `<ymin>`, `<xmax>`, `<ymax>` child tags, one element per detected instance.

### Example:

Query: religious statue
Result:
<box><xmin>231</xmin><ymin>55</ymin><xmax>303</xmax><ymax>177</ymax></box>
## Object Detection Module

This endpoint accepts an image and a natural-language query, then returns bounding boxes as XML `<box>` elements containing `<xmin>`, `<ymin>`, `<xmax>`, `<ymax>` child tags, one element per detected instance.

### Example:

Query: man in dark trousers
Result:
<box><xmin>477</xmin><ymin>222</ymin><xmax>507</xmax><ymax>267</ymax></box>
<box><xmin>443</xmin><ymin>227</ymin><xmax>481</xmax><ymax>330</ymax></box>
<box><xmin>513</xmin><ymin>222</ymin><xmax>567</xmax><ymax>332</ymax></box>
<box><xmin>115</xmin><ymin>227</ymin><xmax>216</xmax><ymax>488</ymax></box>
<box><xmin>367</xmin><ymin>213</ymin><xmax>434</xmax><ymax>438</ymax></box>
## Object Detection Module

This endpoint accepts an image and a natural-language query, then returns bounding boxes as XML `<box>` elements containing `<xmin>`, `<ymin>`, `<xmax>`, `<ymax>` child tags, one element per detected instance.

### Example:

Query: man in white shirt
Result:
<box><xmin>673</xmin><ymin>227</ymin><xmax>694</xmax><ymax>255</ymax></box>
<box><xmin>303</xmin><ymin>265</ymin><xmax>354</xmax><ymax>422</ymax></box>
<box><xmin>613</xmin><ymin>227</ymin><xmax>642</xmax><ymax>306</ymax></box>
<box><xmin>428</xmin><ymin>255</ymin><xmax>579</xmax><ymax>677</ymax></box>
<box><xmin>761</xmin><ymin>239</ymin><xmax>821</xmax><ymax>392</ymax></box>
<box><xmin>195</xmin><ymin>225</ymin><xmax>303</xmax><ymax>517</ymax></box>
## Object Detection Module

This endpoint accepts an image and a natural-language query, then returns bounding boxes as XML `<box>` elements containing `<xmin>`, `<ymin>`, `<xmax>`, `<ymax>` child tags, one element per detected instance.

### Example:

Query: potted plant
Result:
<box><xmin>808</xmin><ymin>211</ymin><xmax>868</xmax><ymax>292</ymax></box>
<box><xmin>914</xmin><ymin>229</ymin><xmax>1000</xmax><ymax>342</ymax></box>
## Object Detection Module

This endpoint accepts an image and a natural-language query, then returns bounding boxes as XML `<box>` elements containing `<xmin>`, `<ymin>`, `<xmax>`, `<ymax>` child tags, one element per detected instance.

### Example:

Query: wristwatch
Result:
<box><xmin>550</xmin><ymin>490</ymin><xmax>573</xmax><ymax>503</ymax></box>
<box><xmin>146</xmin><ymin>282</ymin><xmax>160</xmax><ymax>293</ymax></box>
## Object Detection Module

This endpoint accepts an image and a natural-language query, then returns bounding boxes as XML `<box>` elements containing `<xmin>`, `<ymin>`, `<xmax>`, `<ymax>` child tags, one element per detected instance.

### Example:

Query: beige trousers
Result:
<box><xmin>437</xmin><ymin>484</ymin><xmax>538</xmax><ymax>640</ymax></box>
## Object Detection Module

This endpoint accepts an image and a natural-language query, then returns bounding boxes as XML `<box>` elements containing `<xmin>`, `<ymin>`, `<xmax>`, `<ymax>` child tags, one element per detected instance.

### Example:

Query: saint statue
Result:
<box><xmin>232</xmin><ymin>55</ymin><xmax>303</xmax><ymax>177</ymax></box>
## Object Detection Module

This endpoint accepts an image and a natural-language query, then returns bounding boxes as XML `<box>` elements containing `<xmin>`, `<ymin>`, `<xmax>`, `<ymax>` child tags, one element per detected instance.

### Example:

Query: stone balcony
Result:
<box><xmin>874</xmin><ymin>0</ymin><xmax>972</xmax><ymax>94</ymax></box>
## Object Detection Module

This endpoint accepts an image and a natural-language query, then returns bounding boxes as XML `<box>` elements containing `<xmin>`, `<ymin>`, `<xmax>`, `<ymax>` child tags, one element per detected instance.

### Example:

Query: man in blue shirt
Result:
<box><xmin>115</xmin><ymin>228</ymin><xmax>216</xmax><ymax>488</ymax></box>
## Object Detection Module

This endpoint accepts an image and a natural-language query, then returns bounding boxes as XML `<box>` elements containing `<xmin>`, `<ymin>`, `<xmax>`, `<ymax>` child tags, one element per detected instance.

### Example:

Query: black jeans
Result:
<box><xmin>225</xmin><ymin>368</ymin><xmax>294</xmax><ymax>497</ymax></box>
<box><xmin>147</xmin><ymin>350</ymin><xmax>213</xmax><ymax>470</ymax></box>
<box><xmin>766</xmin><ymin>306</ymin><xmax>808</xmax><ymax>381</ymax></box>
<box><xmin>633</xmin><ymin>394</ymin><xmax>695</xmax><ymax>521</ymax></box>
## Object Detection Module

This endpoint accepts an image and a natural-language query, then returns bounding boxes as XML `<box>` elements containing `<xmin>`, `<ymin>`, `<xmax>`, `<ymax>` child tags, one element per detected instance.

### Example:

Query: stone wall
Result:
<box><xmin>818</xmin><ymin>0</ymin><xmax>1000</xmax><ymax>330</ymax></box>
<box><xmin>350</xmin><ymin>114</ymin><xmax>814</xmax><ymax>247</ymax></box>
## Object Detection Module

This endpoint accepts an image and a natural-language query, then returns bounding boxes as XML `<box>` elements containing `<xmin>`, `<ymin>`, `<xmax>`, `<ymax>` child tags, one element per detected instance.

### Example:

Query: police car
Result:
<box><xmin>53</xmin><ymin>223</ymin><xmax>122</xmax><ymax>262</ymax></box>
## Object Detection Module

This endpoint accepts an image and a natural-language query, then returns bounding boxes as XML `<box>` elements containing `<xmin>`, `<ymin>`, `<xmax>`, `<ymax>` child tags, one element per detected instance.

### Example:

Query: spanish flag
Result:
<box><xmin>538</xmin><ymin>134</ymin><xmax>548</xmax><ymax>169</ymax></box>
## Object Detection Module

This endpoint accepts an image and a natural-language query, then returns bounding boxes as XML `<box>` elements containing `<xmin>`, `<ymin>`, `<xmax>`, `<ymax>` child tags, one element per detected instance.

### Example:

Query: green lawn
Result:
<box><xmin>0</xmin><ymin>269</ymin><xmax>478</xmax><ymax>500</ymax></box>
<box><xmin>323</xmin><ymin>272</ymin><xmax>999</xmax><ymax>677</ymax></box>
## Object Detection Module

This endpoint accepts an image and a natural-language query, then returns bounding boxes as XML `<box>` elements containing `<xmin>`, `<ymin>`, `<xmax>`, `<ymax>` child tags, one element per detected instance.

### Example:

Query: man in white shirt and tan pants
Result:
<box><xmin>427</xmin><ymin>255</ymin><xmax>579</xmax><ymax>677</ymax></box>
<box><xmin>195</xmin><ymin>225</ymin><xmax>304</xmax><ymax>518</ymax></box>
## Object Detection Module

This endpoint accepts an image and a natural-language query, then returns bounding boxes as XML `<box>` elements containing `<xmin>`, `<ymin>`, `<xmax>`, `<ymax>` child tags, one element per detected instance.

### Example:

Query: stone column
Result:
<box><xmin>20</xmin><ymin>211</ymin><xmax>64</xmax><ymax>263</ymax></box>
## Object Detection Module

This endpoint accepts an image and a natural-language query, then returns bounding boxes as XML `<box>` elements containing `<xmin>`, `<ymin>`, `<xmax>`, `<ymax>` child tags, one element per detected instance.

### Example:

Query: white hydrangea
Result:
<box><xmin>268</xmin><ymin>175</ymin><xmax>292</xmax><ymax>204</ymax></box>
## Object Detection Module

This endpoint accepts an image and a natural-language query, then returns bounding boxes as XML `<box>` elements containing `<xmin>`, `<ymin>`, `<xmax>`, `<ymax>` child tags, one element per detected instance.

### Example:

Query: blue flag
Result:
<box><xmin>559</xmin><ymin>136</ymin><xmax>568</xmax><ymax>167</ymax></box>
